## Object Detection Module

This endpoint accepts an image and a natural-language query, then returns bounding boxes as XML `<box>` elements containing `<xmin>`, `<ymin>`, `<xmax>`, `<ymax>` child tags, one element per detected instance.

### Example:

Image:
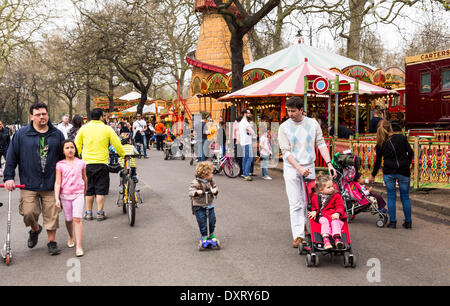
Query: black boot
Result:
<box><xmin>402</xmin><ymin>221</ymin><xmax>412</xmax><ymax>229</ymax></box>
<box><xmin>387</xmin><ymin>221</ymin><xmax>397</xmax><ymax>229</ymax></box>
<box><xmin>28</xmin><ymin>225</ymin><xmax>42</xmax><ymax>248</ymax></box>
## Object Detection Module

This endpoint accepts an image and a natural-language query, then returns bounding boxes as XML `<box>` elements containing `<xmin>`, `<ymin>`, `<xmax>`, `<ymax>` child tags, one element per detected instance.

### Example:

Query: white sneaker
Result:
<box><xmin>263</xmin><ymin>176</ymin><xmax>272</xmax><ymax>180</ymax></box>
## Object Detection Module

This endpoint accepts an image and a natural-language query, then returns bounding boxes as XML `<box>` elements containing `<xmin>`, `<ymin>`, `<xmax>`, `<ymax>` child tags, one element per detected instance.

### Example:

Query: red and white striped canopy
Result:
<box><xmin>219</xmin><ymin>59</ymin><xmax>389</xmax><ymax>100</ymax></box>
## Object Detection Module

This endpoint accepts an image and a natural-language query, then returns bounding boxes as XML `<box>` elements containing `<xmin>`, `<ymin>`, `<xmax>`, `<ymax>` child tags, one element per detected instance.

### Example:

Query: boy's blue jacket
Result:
<box><xmin>3</xmin><ymin>121</ymin><xmax>65</xmax><ymax>191</ymax></box>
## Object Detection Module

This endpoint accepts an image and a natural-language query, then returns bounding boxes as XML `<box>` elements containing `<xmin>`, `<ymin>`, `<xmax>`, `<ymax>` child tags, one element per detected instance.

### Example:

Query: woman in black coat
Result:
<box><xmin>370</xmin><ymin>120</ymin><xmax>414</xmax><ymax>229</ymax></box>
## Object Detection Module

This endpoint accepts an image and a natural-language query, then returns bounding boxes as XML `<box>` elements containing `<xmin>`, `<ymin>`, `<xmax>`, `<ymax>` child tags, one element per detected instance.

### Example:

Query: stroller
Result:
<box><xmin>332</xmin><ymin>152</ymin><xmax>389</xmax><ymax>227</ymax></box>
<box><xmin>163</xmin><ymin>133</ymin><xmax>186</xmax><ymax>160</ymax></box>
<box><xmin>299</xmin><ymin>179</ymin><xmax>356</xmax><ymax>268</ymax></box>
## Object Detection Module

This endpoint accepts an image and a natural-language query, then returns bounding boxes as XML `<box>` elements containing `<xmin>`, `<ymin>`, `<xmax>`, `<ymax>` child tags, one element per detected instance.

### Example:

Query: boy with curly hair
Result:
<box><xmin>188</xmin><ymin>161</ymin><xmax>219</xmax><ymax>246</ymax></box>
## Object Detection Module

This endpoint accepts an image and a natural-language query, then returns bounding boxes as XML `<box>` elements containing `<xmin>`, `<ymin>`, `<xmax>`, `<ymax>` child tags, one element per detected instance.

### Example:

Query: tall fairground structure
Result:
<box><xmin>184</xmin><ymin>0</ymin><xmax>253</xmax><ymax>120</ymax></box>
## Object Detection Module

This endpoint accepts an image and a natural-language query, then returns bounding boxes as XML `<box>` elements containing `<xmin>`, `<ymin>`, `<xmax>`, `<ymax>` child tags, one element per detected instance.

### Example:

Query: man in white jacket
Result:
<box><xmin>239</xmin><ymin>109</ymin><xmax>256</xmax><ymax>181</ymax></box>
<box><xmin>57</xmin><ymin>115</ymin><xmax>73</xmax><ymax>139</ymax></box>
<box><xmin>278</xmin><ymin>97</ymin><xmax>336</xmax><ymax>248</ymax></box>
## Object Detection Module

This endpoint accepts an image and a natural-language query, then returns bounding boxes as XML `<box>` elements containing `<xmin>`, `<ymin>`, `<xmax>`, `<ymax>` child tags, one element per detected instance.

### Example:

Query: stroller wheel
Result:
<box><xmin>306</xmin><ymin>253</ymin><xmax>319</xmax><ymax>267</ymax></box>
<box><xmin>344</xmin><ymin>253</ymin><xmax>356</xmax><ymax>268</ymax></box>
<box><xmin>376</xmin><ymin>219</ymin><xmax>385</xmax><ymax>228</ymax></box>
<box><xmin>298</xmin><ymin>243</ymin><xmax>305</xmax><ymax>255</ymax></box>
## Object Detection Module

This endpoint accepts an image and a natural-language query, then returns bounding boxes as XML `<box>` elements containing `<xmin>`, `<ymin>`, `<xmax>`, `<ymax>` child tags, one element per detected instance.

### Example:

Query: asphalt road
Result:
<box><xmin>0</xmin><ymin>149</ymin><xmax>449</xmax><ymax>286</ymax></box>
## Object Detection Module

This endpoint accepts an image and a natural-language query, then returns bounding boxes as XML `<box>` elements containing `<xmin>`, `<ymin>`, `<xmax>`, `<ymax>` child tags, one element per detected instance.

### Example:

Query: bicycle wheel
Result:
<box><xmin>126</xmin><ymin>177</ymin><xmax>137</xmax><ymax>226</ymax></box>
<box><xmin>121</xmin><ymin>178</ymin><xmax>127</xmax><ymax>214</ymax></box>
<box><xmin>223</xmin><ymin>159</ymin><xmax>241</xmax><ymax>178</ymax></box>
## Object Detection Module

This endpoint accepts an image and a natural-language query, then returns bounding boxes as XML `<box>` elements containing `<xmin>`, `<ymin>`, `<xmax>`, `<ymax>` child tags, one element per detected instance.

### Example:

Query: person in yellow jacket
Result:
<box><xmin>118</xmin><ymin>133</ymin><xmax>138</xmax><ymax>179</ymax></box>
<box><xmin>75</xmin><ymin>108</ymin><xmax>125</xmax><ymax>221</ymax></box>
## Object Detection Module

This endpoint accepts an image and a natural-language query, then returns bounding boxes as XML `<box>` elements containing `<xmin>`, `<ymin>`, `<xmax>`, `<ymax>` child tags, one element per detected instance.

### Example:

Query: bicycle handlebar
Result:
<box><xmin>124</xmin><ymin>154</ymin><xmax>143</xmax><ymax>159</ymax></box>
<box><xmin>110</xmin><ymin>153</ymin><xmax>143</xmax><ymax>159</ymax></box>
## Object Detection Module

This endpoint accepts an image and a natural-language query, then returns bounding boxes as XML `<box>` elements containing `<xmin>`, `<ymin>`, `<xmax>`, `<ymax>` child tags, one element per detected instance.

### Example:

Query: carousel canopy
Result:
<box><xmin>219</xmin><ymin>59</ymin><xmax>389</xmax><ymax>100</ymax></box>
<box><xmin>122</xmin><ymin>103</ymin><xmax>164</xmax><ymax>114</ymax></box>
<box><xmin>241</xmin><ymin>42</ymin><xmax>377</xmax><ymax>73</ymax></box>
<box><xmin>119</xmin><ymin>91</ymin><xmax>153</xmax><ymax>101</ymax></box>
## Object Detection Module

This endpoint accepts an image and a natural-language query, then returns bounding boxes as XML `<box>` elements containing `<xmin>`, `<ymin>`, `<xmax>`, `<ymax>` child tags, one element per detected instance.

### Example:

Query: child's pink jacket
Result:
<box><xmin>310</xmin><ymin>192</ymin><xmax>347</xmax><ymax>222</ymax></box>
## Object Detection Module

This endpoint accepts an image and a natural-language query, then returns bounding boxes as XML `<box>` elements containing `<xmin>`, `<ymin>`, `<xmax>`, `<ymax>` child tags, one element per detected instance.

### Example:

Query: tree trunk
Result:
<box><xmin>68</xmin><ymin>97</ymin><xmax>74</xmax><ymax>120</ymax></box>
<box><xmin>86</xmin><ymin>79</ymin><xmax>91</xmax><ymax>120</ymax></box>
<box><xmin>230</xmin><ymin>31</ymin><xmax>245</xmax><ymax>93</ymax></box>
<box><xmin>272</xmin><ymin>3</ymin><xmax>284</xmax><ymax>53</ymax></box>
<box><xmin>137</xmin><ymin>90</ymin><xmax>147</xmax><ymax>115</ymax></box>
<box><xmin>108</xmin><ymin>65</ymin><xmax>115</xmax><ymax>113</ymax></box>
<box><xmin>108</xmin><ymin>78</ymin><xmax>115</xmax><ymax>113</ymax></box>
<box><xmin>346</xmin><ymin>0</ymin><xmax>365</xmax><ymax>61</ymax></box>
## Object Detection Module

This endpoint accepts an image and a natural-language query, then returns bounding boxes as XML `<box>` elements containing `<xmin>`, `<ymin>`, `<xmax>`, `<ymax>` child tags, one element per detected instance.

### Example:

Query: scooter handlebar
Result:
<box><xmin>0</xmin><ymin>184</ymin><xmax>25</xmax><ymax>188</ymax></box>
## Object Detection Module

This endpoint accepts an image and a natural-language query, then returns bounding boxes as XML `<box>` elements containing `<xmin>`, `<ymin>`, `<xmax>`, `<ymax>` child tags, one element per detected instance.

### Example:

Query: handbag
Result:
<box><xmin>134</xmin><ymin>132</ymin><xmax>143</xmax><ymax>143</ymax></box>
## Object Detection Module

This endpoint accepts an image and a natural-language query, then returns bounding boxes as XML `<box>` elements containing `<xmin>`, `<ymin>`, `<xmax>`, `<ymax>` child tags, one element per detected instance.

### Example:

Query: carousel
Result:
<box><xmin>218</xmin><ymin>58</ymin><xmax>392</xmax><ymax>138</ymax></box>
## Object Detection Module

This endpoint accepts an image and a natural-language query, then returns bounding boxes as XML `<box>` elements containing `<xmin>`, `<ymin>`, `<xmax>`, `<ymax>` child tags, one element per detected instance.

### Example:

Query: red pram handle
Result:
<box><xmin>0</xmin><ymin>184</ymin><xmax>25</xmax><ymax>188</ymax></box>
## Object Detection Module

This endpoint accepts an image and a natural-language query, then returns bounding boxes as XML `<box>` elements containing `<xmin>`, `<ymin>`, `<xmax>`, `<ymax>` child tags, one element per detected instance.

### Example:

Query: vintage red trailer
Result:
<box><xmin>405</xmin><ymin>49</ymin><xmax>450</xmax><ymax>129</ymax></box>
<box><xmin>386</xmin><ymin>87</ymin><xmax>406</xmax><ymax>127</ymax></box>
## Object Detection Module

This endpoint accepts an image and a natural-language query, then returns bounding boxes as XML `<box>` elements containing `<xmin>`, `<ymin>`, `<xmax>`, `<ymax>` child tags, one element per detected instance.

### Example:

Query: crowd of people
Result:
<box><xmin>0</xmin><ymin>97</ymin><xmax>414</xmax><ymax>260</ymax></box>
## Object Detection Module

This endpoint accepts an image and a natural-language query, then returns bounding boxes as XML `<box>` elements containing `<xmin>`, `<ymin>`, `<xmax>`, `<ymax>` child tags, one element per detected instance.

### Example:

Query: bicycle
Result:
<box><xmin>115</xmin><ymin>154</ymin><xmax>143</xmax><ymax>226</ymax></box>
<box><xmin>211</xmin><ymin>152</ymin><xmax>241</xmax><ymax>178</ymax></box>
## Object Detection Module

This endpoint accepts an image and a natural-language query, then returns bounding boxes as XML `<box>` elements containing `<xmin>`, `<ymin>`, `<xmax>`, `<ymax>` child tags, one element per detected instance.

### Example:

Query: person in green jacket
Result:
<box><xmin>75</xmin><ymin>108</ymin><xmax>125</xmax><ymax>221</ymax></box>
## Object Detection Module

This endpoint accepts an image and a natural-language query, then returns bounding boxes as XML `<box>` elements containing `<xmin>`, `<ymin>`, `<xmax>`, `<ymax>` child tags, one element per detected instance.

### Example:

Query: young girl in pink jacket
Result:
<box><xmin>308</xmin><ymin>173</ymin><xmax>347</xmax><ymax>250</ymax></box>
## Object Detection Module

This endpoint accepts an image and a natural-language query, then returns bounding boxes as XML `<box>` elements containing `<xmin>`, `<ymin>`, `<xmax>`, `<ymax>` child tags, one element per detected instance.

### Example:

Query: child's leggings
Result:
<box><xmin>319</xmin><ymin>217</ymin><xmax>344</xmax><ymax>237</ymax></box>
<box><xmin>60</xmin><ymin>194</ymin><xmax>85</xmax><ymax>221</ymax></box>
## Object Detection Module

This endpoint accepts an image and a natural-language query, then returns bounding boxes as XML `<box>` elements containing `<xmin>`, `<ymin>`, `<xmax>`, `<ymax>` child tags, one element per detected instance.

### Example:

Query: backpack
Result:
<box><xmin>332</xmin><ymin>152</ymin><xmax>361</xmax><ymax>172</ymax></box>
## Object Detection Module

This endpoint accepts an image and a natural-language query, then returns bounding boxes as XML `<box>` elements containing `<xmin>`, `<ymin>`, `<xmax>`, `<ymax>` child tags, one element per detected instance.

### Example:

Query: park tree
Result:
<box><xmin>72</xmin><ymin>0</ymin><xmax>167</xmax><ymax>115</ymax></box>
<box><xmin>40</xmin><ymin>34</ymin><xmax>85</xmax><ymax>120</ymax></box>
<box><xmin>149</xmin><ymin>0</ymin><xmax>199</xmax><ymax>95</ymax></box>
<box><xmin>0</xmin><ymin>0</ymin><xmax>54</xmax><ymax>80</ymax></box>
<box><xmin>401</xmin><ymin>0</ymin><xmax>449</xmax><ymax>56</ymax></box>
<box><xmin>213</xmin><ymin>0</ymin><xmax>281</xmax><ymax>92</ymax></box>
<box><xmin>67</xmin><ymin>21</ymin><xmax>126</xmax><ymax>117</ymax></box>
<box><xmin>299</xmin><ymin>0</ymin><xmax>448</xmax><ymax>61</ymax></box>
<box><xmin>244</xmin><ymin>0</ymin><xmax>310</xmax><ymax>60</ymax></box>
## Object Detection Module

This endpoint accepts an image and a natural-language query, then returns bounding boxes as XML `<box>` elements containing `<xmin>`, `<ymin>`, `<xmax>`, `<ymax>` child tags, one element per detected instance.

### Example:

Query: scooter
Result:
<box><xmin>196</xmin><ymin>189</ymin><xmax>221</xmax><ymax>251</ymax></box>
<box><xmin>0</xmin><ymin>184</ymin><xmax>25</xmax><ymax>265</ymax></box>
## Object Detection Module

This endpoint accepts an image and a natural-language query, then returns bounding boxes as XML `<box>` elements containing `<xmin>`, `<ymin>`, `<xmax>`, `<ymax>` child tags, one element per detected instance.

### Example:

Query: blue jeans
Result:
<box><xmin>197</xmin><ymin>139</ymin><xmax>209</xmax><ymax>161</ymax></box>
<box><xmin>261</xmin><ymin>155</ymin><xmax>269</xmax><ymax>177</ymax></box>
<box><xmin>193</xmin><ymin>206</ymin><xmax>216</xmax><ymax>237</ymax></box>
<box><xmin>242</xmin><ymin>144</ymin><xmax>253</xmax><ymax>177</ymax></box>
<box><xmin>136</xmin><ymin>135</ymin><xmax>147</xmax><ymax>157</ymax></box>
<box><xmin>383</xmin><ymin>174</ymin><xmax>412</xmax><ymax>222</ymax></box>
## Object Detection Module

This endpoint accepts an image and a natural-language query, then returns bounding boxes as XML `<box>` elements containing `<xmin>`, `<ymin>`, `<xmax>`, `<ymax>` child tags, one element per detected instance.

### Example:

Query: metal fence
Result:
<box><xmin>316</xmin><ymin>132</ymin><xmax>450</xmax><ymax>190</ymax></box>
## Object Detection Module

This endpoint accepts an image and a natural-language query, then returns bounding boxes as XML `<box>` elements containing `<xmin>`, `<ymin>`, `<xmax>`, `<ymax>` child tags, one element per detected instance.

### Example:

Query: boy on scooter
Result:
<box><xmin>188</xmin><ymin>161</ymin><xmax>220</xmax><ymax>249</ymax></box>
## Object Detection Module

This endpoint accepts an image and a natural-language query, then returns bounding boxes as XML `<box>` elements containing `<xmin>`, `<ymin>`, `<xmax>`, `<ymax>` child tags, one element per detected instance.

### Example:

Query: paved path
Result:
<box><xmin>0</xmin><ymin>149</ymin><xmax>449</xmax><ymax>286</ymax></box>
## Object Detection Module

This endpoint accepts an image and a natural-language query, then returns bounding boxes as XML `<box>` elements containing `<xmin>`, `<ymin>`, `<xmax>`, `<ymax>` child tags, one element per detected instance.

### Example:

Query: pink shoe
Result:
<box><xmin>323</xmin><ymin>236</ymin><xmax>332</xmax><ymax>250</ymax></box>
<box><xmin>334</xmin><ymin>235</ymin><xmax>345</xmax><ymax>249</ymax></box>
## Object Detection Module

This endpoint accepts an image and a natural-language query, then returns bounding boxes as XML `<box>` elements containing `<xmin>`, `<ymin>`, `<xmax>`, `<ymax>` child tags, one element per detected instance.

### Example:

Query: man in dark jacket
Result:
<box><xmin>3</xmin><ymin>102</ymin><xmax>65</xmax><ymax>255</ymax></box>
<box><xmin>369</xmin><ymin>111</ymin><xmax>383</xmax><ymax>133</ymax></box>
<box><xmin>0</xmin><ymin>120</ymin><xmax>10</xmax><ymax>176</ymax></box>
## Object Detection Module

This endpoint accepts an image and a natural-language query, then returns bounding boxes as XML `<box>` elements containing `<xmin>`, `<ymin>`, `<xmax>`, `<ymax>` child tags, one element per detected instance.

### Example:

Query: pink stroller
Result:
<box><xmin>332</xmin><ymin>153</ymin><xmax>389</xmax><ymax>227</ymax></box>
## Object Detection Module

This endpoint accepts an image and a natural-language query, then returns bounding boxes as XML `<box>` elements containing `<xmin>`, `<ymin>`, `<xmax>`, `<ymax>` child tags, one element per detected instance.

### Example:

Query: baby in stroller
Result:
<box><xmin>353</xmin><ymin>173</ymin><xmax>387</xmax><ymax>214</ymax></box>
<box><xmin>333</xmin><ymin>152</ymin><xmax>389</xmax><ymax>227</ymax></box>
<box><xmin>308</xmin><ymin>173</ymin><xmax>347</xmax><ymax>250</ymax></box>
